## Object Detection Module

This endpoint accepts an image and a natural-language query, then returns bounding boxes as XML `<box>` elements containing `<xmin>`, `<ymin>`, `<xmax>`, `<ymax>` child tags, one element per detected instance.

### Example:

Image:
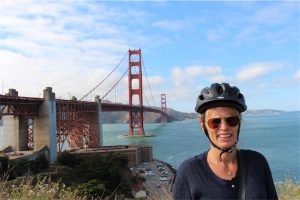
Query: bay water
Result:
<box><xmin>103</xmin><ymin>112</ymin><xmax>300</xmax><ymax>183</ymax></box>
<box><xmin>0</xmin><ymin>112</ymin><xmax>299</xmax><ymax>183</ymax></box>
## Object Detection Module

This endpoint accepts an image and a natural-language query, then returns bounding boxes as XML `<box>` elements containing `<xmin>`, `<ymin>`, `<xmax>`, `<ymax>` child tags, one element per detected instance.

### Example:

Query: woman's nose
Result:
<box><xmin>219</xmin><ymin>119</ymin><xmax>230</xmax><ymax>129</ymax></box>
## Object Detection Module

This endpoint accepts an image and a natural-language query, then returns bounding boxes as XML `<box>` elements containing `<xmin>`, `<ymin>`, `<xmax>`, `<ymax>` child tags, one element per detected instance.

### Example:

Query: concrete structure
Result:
<box><xmin>2</xmin><ymin>89</ymin><xmax>28</xmax><ymax>151</ymax></box>
<box><xmin>0</xmin><ymin>87</ymin><xmax>109</xmax><ymax>164</ymax></box>
<box><xmin>95</xmin><ymin>96</ymin><xmax>103</xmax><ymax>147</ymax></box>
<box><xmin>73</xmin><ymin>145</ymin><xmax>153</xmax><ymax>167</ymax></box>
<box><xmin>1</xmin><ymin>87</ymin><xmax>57</xmax><ymax>163</ymax></box>
<box><xmin>3</xmin><ymin>145</ymin><xmax>49</xmax><ymax>162</ymax></box>
<box><xmin>33</xmin><ymin>87</ymin><xmax>57</xmax><ymax>163</ymax></box>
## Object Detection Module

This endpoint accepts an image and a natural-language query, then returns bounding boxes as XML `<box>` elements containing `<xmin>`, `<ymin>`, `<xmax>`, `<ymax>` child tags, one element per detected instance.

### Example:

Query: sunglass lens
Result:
<box><xmin>226</xmin><ymin>117</ymin><xmax>240</xmax><ymax>127</ymax></box>
<box><xmin>207</xmin><ymin>118</ymin><xmax>221</xmax><ymax>129</ymax></box>
<box><xmin>207</xmin><ymin>116</ymin><xmax>240</xmax><ymax>129</ymax></box>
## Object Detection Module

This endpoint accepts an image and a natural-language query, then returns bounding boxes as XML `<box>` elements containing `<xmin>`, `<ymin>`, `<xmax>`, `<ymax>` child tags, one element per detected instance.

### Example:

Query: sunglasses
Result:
<box><xmin>206</xmin><ymin>116</ymin><xmax>240</xmax><ymax>129</ymax></box>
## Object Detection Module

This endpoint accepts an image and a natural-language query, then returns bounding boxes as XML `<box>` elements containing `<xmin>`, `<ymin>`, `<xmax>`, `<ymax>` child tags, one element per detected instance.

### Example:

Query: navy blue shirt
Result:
<box><xmin>172</xmin><ymin>149</ymin><xmax>278</xmax><ymax>200</ymax></box>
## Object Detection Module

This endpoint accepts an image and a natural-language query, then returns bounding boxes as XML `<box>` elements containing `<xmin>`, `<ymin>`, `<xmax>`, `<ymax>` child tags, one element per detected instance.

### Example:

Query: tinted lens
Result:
<box><xmin>207</xmin><ymin>118</ymin><xmax>222</xmax><ymax>129</ymax></box>
<box><xmin>207</xmin><ymin>116</ymin><xmax>240</xmax><ymax>129</ymax></box>
<box><xmin>226</xmin><ymin>116</ymin><xmax>240</xmax><ymax>127</ymax></box>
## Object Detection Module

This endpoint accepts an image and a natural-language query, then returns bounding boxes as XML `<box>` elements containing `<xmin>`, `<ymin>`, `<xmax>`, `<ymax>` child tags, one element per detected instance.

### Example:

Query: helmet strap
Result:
<box><xmin>203</xmin><ymin>123</ymin><xmax>240</xmax><ymax>161</ymax></box>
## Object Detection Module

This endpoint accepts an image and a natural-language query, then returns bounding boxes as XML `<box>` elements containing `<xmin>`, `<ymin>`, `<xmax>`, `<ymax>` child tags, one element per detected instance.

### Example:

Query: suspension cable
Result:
<box><xmin>141</xmin><ymin>54</ymin><xmax>157</xmax><ymax>107</ymax></box>
<box><xmin>79</xmin><ymin>51</ymin><xmax>129</xmax><ymax>101</ymax></box>
<box><xmin>102</xmin><ymin>68</ymin><xmax>129</xmax><ymax>100</ymax></box>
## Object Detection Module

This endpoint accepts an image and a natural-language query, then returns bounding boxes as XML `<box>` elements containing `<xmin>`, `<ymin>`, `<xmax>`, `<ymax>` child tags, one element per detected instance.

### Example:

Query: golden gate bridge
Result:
<box><xmin>0</xmin><ymin>49</ymin><xmax>168</xmax><ymax>162</ymax></box>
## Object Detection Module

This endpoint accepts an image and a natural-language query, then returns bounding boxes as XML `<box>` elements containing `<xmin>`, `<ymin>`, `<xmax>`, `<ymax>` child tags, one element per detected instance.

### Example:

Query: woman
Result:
<box><xmin>172</xmin><ymin>83</ymin><xmax>278</xmax><ymax>200</ymax></box>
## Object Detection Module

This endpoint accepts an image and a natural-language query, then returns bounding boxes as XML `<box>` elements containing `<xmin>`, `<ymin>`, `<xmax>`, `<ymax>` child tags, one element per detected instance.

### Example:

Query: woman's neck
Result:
<box><xmin>208</xmin><ymin>146</ymin><xmax>237</xmax><ymax>164</ymax></box>
<box><xmin>207</xmin><ymin>147</ymin><xmax>238</xmax><ymax>180</ymax></box>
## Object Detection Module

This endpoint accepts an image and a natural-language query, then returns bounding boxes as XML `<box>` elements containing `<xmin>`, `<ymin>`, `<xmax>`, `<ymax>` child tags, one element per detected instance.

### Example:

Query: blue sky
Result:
<box><xmin>0</xmin><ymin>1</ymin><xmax>299</xmax><ymax>112</ymax></box>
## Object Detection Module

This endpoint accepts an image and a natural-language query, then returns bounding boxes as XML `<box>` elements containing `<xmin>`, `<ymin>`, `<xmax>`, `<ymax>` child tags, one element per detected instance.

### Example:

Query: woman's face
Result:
<box><xmin>203</xmin><ymin>107</ymin><xmax>240</xmax><ymax>149</ymax></box>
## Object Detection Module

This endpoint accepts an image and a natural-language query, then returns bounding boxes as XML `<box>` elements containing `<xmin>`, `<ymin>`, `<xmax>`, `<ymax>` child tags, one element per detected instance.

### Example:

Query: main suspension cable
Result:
<box><xmin>102</xmin><ymin>68</ymin><xmax>129</xmax><ymax>100</ymax></box>
<box><xmin>141</xmin><ymin>54</ymin><xmax>157</xmax><ymax>107</ymax></box>
<box><xmin>80</xmin><ymin>51</ymin><xmax>128</xmax><ymax>101</ymax></box>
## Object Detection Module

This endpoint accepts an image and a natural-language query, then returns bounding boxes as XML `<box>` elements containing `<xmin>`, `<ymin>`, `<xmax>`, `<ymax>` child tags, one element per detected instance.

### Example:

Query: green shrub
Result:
<box><xmin>73</xmin><ymin>152</ymin><xmax>128</xmax><ymax>196</ymax></box>
<box><xmin>1</xmin><ymin>152</ymin><xmax>130</xmax><ymax>199</ymax></box>
<box><xmin>74</xmin><ymin>179</ymin><xmax>109</xmax><ymax>198</ymax></box>
<box><xmin>30</xmin><ymin>154</ymin><xmax>49</xmax><ymax>173</ymax></box>
<box><xmin>57</xmin><ymin>151</ymin><xmax>81</xmax><ymax>168</ymax></box>
<box><xmin>0</xmin><ymin>156</ymin><xmax>9</xmax><ymax>175</ymax></box>
<box><xmin>10</xmin><ymin>159</ymin><xmax>31</xmax><ymax>177</ymax></box>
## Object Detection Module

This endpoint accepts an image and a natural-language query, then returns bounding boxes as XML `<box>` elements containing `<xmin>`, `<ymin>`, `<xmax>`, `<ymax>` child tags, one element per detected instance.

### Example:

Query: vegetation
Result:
<box><xmin>0</xmin><ymin>152</ymin><xmax>131</xmax><ymax>199</ymax></box>
<box><xmin>0</xmin><ymin>176</ymin><xmax>78</xmax><ymax>200</ymax></box>
<box><xmin>2</xmin><ymin>153</ymin><xmax>299</xmax><ymax>199</ymax></box>
<box><xmin>0</xmin><ymin>154</ymin><xmax>49</xmax><ymax>181</ymax></box>
<box><xmin>56</xmin><ymin>150</ymin><xmax>82</xmax><ymax>168</ymax></box>
<box><xmin>276</xmin><ymin>177</ymin><xmax>300</xmax><ymax>200</ymax></box>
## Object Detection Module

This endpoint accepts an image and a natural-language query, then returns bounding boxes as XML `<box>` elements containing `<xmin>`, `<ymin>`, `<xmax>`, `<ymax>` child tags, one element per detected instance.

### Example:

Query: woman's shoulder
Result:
<box><xmin>177</xmin><ymin>151</ymin><xmax>207</xmax><ymax>173</ymax></box>
<box><xmin>238</xmin><ymin>149</ymin><xmax>268</xmax><ymax>163</ymax></box>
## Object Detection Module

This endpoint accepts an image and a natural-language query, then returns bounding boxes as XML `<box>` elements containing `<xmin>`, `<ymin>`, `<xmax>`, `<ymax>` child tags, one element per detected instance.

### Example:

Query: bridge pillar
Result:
<box><xmin>128</xmin><ymin>49</ymin><xmax>144</xmax><ymax>136</ymax></box>
<box><xmin>33</xmin><ymin>87</ymin><xmax>57</xmax><ymax>163</ymax></box>
<box><xmin>95</xmin><ymin>96</ymin><xmax>103</xmax><ymax>147</ymax></box>
<box><xmin>2</xmin><ymin>116</ymin><xmax>28</xmax><ymax>151</ymax></box>
<box><xmin>2</xmin><ymin>89</ymin><xmax>28</xmax><ymax>151</ymax></box>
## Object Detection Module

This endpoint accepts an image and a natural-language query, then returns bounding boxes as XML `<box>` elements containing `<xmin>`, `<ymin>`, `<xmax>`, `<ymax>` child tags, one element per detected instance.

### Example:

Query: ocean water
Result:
<box><xmin>0</xmin><ymin>112</ymin><xmax>299</xmax><ymax>183</ymax></box>
<box><xmin>102</xmin><ymin>112</ymin><xmax>300</xmax><ymax>183</ymax></box>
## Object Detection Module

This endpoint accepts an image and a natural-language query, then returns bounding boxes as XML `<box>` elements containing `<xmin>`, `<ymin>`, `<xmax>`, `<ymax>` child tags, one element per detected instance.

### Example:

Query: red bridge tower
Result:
<box><xmin>161</xmin><ymin>94</ymin><xmax>167</xmax><ymax>123</ymax></box>
<box><xmin>128</xmin><ymin>49</ymin><xmax>144</xmax><ymax>136</ymax></box>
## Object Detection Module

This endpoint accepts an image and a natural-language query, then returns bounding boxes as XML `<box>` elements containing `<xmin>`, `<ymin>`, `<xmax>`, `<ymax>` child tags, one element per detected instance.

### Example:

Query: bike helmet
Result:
<box><xmin>195</xmin><ymin>82</ymin><xmax>247</xmax><ymax>114</ymax></box>
<box><xmin>195</xmin><ymin>83</ymin><xmax>247</xmax><ymax>161</ymax></box>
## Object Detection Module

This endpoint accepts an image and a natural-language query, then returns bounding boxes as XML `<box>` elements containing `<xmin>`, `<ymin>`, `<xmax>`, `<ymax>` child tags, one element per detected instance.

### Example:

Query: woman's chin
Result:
<box><xmin>217</xmin><ymin>140</ymin><xmax>236</xmax><ymax>149</ymax></box>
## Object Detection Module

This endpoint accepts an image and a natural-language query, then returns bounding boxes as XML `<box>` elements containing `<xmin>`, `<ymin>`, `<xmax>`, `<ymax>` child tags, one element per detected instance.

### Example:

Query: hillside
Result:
<box><xmin>244</xmin><ymin>109</ymin><xmax>286</xmax><ymax>116</ymax></box>
<box><xmin>101</xmin><ymin>108</ymin><xmax>198</xmax><ymax>124</ymax></box>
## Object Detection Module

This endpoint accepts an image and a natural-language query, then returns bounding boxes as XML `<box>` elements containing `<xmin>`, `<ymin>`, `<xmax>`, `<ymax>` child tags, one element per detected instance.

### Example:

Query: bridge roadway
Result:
<box><xmin>0</xmin><ymin>94</ymin><xmax>166</xmax><ymax>116</ymax></box>
<box><xmin>0</xmin><ymin>88</ymin><xmax>168</xmax><ymax>163</ymax></box>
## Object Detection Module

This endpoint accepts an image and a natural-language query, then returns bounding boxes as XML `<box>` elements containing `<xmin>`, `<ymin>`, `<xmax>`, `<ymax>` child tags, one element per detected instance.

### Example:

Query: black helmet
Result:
<box><xmin>195</xmin><ymin>83</ymin><xmax>247</xmax><ymax>114</ymax></box>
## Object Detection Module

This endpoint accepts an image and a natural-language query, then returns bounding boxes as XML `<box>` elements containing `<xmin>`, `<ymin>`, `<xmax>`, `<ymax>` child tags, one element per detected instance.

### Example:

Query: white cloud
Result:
<box><xmin>208</xmin><ymin>74</ymin><xmax>228</xmax><ymax>83</ymax></box>
<box><xmin>206</xmin><ymin>27</ymin><xmax>227</xmax><ymax>42</ymax></box>
<box><xmin>152</xmin><ymin>18</ymin><xmax>199</xmax><ymax>32</ymax></box>
<box><xmin>166</xmin><ymin>85</ymin><xmax>197</xmax><ymax>102</ymax></box>
<box><xmin>152</xmin><ymin>20</ymin><xmax>183</xmax><ymax>31</ymax></box>
<box><xmin>227</xmin><ymin>2</ymin><xmax>299</xmax><ymax>45</ymax></box>
<box><xmin>171</xmin><ymin>65</ymin><xmax>228</xmax><ymax>87</ymax></box>
<box><xmin>294</xmin><ymin>70</ymin><xmax>300</xmax><ymax>79</ymax></box>
<box><xmin>236</xmin><ymin>62</ymin><xmax>283</xmax><ymax>82</ymax></box>
<box><xmin>171</xmin><ymin>67</ymin><xmax>185</xmax><ymax>86</ymax></box>
<box><xmin>0</xmin><ymin>1</ymin><xmax>139</xmax><ymax>100</ymax></box>
<box><xmin>251</xmin><ymin>2</ymin><xmax>297</xmax><ymax>26</ymax></box>
<box><xmin>202</xmin><ymin>66</ymin><xmax>222</xmax><ymax>76</ymax></box>
<box><xmin>145</xmin><ymin>76</ymin><xmax>164</xmax><ymax>86</ymax></box>
<box><xmin>184</xmin><ymin>65</ymin><xmax>202</xmax><ymax>77</ymax></box>
<box><xmin>0</xmin><ymin>50</ymin><xmax>123</xmax><ymax>100</ymax></box>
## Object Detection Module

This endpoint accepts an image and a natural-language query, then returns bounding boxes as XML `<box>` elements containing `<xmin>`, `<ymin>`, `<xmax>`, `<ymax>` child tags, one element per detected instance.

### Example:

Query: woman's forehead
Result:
<box><xmin>206</xmin><ymin>107</ymin><xmax>239</xmax><ymax>116</ymax></box>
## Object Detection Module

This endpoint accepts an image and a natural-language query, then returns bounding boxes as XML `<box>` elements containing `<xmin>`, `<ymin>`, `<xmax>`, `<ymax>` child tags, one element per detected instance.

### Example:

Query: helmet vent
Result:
<box><xmin>203</xmin><ymin>89</ymin><xmax>209</xmax><ymax>94</ymax></box>
<box><xmin>229</xmin><ymin>88</ymin><xmax>238</xmax><ymax>96</ymax></box>
<box><xmin>216</xmin><ymin>85</ymin><xmax>223</xmax><ymax>95</ymax></box>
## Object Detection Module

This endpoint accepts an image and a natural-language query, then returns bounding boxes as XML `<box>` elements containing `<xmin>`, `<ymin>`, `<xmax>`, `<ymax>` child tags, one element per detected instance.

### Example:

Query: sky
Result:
<box><xmin>0</xmin><ymin>0</ymin><xmax>299</xmax><ymax>112</ymax></box>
